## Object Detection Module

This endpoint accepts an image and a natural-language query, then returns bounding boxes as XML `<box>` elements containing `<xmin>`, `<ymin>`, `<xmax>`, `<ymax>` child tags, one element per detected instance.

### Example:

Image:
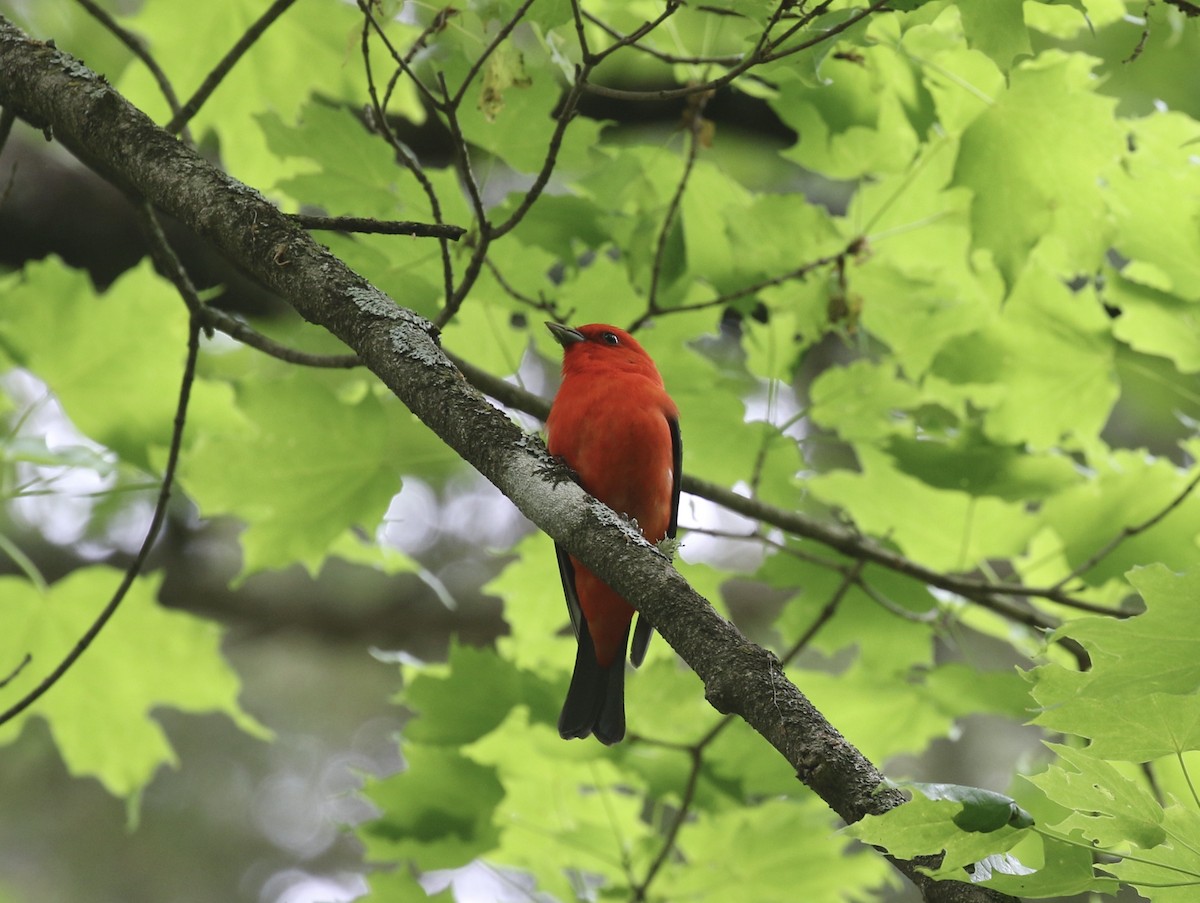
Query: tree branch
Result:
<box><xmin>0</xmin><ymin>19</ymin><xmax>1014</xmax><ymax>901</ymax></box>
<box><xmin>288</xmin><ymin>213</ymin><xmax>466</xmax><ymax>240</ymax></box>
<box><xmin>165</xmin><ymin>0</ymin><xmax>299</xmax><ymax>135</ymax></box>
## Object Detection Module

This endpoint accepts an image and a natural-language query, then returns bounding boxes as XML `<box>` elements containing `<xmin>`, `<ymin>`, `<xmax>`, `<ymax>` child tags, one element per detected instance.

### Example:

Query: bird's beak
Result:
<box><xmin>546</xmin><ymin>322</ymin><xmax>585</xmax><ymax>347</ymax></box>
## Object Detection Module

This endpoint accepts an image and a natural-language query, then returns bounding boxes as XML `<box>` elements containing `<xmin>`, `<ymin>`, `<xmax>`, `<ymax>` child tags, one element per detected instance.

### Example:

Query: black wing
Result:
<box><xmin>667</xmin><ymin>414</ymin><xmax>683</xmax><ymax>539</ymax></box>
<box><xmin>555</xmin><ymin>542</ymin><xmax>583</xmax><ymax>639</ymax></box>
<box><xmin>630</xmin><ymin>413</ymin><xmax>682</xmax><ymax>667</ymax></box>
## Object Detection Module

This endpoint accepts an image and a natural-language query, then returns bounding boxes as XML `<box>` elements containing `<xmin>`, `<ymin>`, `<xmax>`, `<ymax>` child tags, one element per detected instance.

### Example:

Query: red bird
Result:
<box><xmin>545</xmin><ymin>322</ymin><xmax>682</xmax><ymax>744</ymax></box>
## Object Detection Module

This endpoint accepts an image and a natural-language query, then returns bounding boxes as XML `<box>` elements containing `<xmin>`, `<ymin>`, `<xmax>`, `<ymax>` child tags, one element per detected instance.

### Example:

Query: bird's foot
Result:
<box><xmin>537</xmin><ymin>455</ymin><xmax>580</xmax><ymax>488</ymax></box>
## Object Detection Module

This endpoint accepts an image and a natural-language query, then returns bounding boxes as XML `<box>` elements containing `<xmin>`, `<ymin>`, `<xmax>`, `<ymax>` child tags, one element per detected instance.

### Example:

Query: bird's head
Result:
<box><xmin>546</xmin><ymin>322</ymin><xmax>662</xmax><ymax>381</ymax></box>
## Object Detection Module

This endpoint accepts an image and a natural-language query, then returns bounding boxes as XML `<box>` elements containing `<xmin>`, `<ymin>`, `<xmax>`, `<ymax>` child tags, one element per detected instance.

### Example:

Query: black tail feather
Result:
<box><xmin>558</xmin><ymin>622</ymin><xmax>628</xmax><ymax>745</ymax></box>
<box><xmin>630</xmin><ymin>613</ymin><xmax>653</xmax><ymax>667</ymax></box>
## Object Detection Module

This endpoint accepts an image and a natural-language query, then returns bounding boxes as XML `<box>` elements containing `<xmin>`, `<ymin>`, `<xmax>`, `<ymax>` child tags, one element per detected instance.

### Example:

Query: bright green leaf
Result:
<box><xmin>1031</xmin><ymin>744</ymin><xmax>1166</xmax><ymax>849</ymax></box>
<box><xmin>404</xmin><ymin>643</ymin><xmax>523</xmax><ymax>746</ymax></box>
<box><xmin>180</xmin><ymin>371</ymin><xmax>447</xmax><ymax>576</ymax></box>
<box><xmin>958</xmin><ymin>0</ymin><xmax>1031</xmax><ymax>71</ymax></box>
<box><xmin>0</xmin><ymin>259</ymin><xmax>234</xmax><ymax>470</ymax></box>
<box><xmin>360</xmin><ymin>743</ymin><xmax>504</xmax><ymax>871</ymax></box>
<box><xmin>0</xmin><ymin>568</ymin><xmax>267</xmax><ymax>800</ymax></box>
<box><xmin>954</xmin><ymin>52</ymin><xmax>1122</xmax><ymax>283</ymax></box>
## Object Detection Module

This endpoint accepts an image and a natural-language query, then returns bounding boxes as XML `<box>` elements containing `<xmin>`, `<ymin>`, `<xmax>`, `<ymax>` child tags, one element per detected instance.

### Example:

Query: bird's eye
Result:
<box><xmin>600</xmin><ymin>331</ymin><xmax>620</xmax><ymax>345</ymax></box>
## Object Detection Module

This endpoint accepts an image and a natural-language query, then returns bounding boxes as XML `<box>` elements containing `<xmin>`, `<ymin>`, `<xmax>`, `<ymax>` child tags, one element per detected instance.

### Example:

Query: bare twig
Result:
<box><xmin>0</xmin><ymin>311</ymin><xmax>201</xmax><ymax>728</ymax></box>
<box><xmin>783</xmin><ymin>559</ymin><xmax>864</xmax><ymax>662</ymax></box>
<box><xmin>0</xmin><ymin>653</ymin><xmax>31</xmax><ymax>690</ymax></box>
<box><xmin>138</xmin><ymin>201</ymin><xmax>206</xmax><ymax>319</ymax></box>
<box><xmin>435</xmin><ymin>77</ymin><xmax>490</xmax><ymax>329</ymax></box>
<box><xmin>581</xmin><ymin>0</ymin><xmax>891</xmax><ymax>102</ymax></box>
<box><xmin>357</xmin><ymin>7</ymin><xmax>455</xmax><ymax>303</ymax></box>
<box><xmin>1052</xmin><ymin>468</ymin><xmax>1200</xmax><ymax>591</ymax></box>
<box><xmin>1125</xmin><ymin>2</ymin><xmax>1153</xmax><ymax>64</ymax></box>
<box><xmin>438</xmin><ymin>73</ymin><xmax>489</xmax><ymax>227</ymax></box>
<box><xmin>631</xmin><ymin>744</ymin><xmax>703</xmax><ymax>901</ymax></box>
<box><xmin>483</xmin><ymin>258</ymin><xmax>564</xmax><ymax>319</ymax></box>
<box><xmin>357</xmin><ymin>0</ymin><xmax>443</xmax><ymax>111</ymax></box>
<box><xmin>288</xmin><ymin>213</ymin><xmax>466</xmax><ymax>240</ymax></box>
<box><xmin>449</xmin><ymin>0</ymin><xmax>538</xmax><ymax>109</ymax></box>
<box><xmin>630</xmin><ymin>563</ymin><xmax>858</xmax><ymax>901</ymax></box>
<box><xmin>586</xmin><ymin>0</ymin><xmax>686</xmax><ymax>65</ymax></box>
<box><xmin>166</xmin><ymin>0</ymin><xmax>300</xmax><ymax>134</ymax></box>
<box><xmin>142</xmin><ymin>201</ymin><xmax>365</xmax><ymax>366</ymax></box>
<box><xmin>73</xmin><ymin>0</ymin><xmax>191</xmax><ymax>143</ymax></box>
<box><xmin>628</xmin><ymin>244</ymin><xmax>854</xmax><ymax>332</ymax></box>
<box><xmin>645</xmin><ymin>90</ymin><xmax>710</xmax><ymax>316</ymax></box>
<box><xmin>763</xmin><ymin>0</ymin><xmax>893</xmax><ymax>63</ymax></box>
<box><xmin>208</xmin><ymin>307</ymin><xmax>362</xmax><ymax>368</ymax></box>
<box><xmin>489</xmin><ymin>75</ymin><xmax>589</xmax><ymax>240</ymax></box>
<box><xmin>396</xmin><ymin>5</ymin><xmax>459</xmax><ymax>71</ymax></box>
<box><xmin>582</xmin><ymin>7</ymin><xmax>739</xmax><ymax>66</ymax></box>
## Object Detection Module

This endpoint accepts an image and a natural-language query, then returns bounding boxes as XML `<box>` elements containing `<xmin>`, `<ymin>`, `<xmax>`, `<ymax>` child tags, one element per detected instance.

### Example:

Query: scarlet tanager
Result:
<box><xmin>545</xmin><ymin>322</ymin><xmax>682</xmax><ymax>744</ymax></box>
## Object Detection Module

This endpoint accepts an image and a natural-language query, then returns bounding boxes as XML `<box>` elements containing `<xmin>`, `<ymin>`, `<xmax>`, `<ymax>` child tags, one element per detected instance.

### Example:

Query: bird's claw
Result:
<box><xmin>537</xmin><ymin>455</ymin><xmax>580</xmax><ymax>488</ymax></box>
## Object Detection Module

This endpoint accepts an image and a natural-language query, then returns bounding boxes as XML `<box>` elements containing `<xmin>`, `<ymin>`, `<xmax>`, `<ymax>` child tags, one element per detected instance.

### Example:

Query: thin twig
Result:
<box><xmin>0</xmin><ymin>313</ymin><xmax>201</xmax><ymax>728</ymax></box>
<box><xmin>434</xmin><ymin>77</ymin><xmax>491</xmax><ymax>328</ymax></box>
<box><xmin>449</xmin><ymin>0</ymin><xmax>538</xmax><ymax>109</ymax></box>
<box><xmin>582</xmin><ymin>7</ymin><xmax>739</xmax><ymax>66</ymax></box>
<box><xmin>288</xmin><ymin>213</ymin><xmax>466</xmax><ymax>240</ymax></box>
<box><xmin>855</xmin><ymin>577</ymin><xmax>940</xmax><ymax>623</ymax></box>
<box><xmin>568</xmin><ymin>0</ymin><xmax>592</xmax><ymax>60</ymax></box>
<box><xmin>583</xmin><ymin>0</ymin><xmax>793</xmax><ymax>104</ymax></box>
<box><xmin>1125</xmin><ymin>0</ymin><xmax>1154</xmax><ymax>63</ymax></box>
<box><xmin>782</xmin><ymin>559</ymin><xmax>864</xmax><ymax>664</ymax></box>
<box><xmin>588</xmin><ymin>0</ymin><xmax>686</xmax><ymax>66</ymax></box>
<box><xmin>358</xmin><ymin>7</ymin><xmax>455</xmax><ymax>303</ymax></box>
<box><xmin>763</xmin><ymin>0</ymin><xmax>834</xmax><ymax>51</ymax></box>
<box><xmin>144</xmin><ymin>208</ymin><xmax>364</xmax><ymax>368</ymax></box>
<box><xmin>631</xmin><ymin>564</ymin><xmax>856</xmax><ymax>900</ymax></box>
<box><xmin>438</xmin><ymin>73</ymin><xmax>489</xmax><ymax>228</ymax></box>
<box><xmin>581</xmin><ymin>0</ymin><xmax>891</xmax><ymax>102</ymax></box>
<box><xmin>0</xmin><ymin>653</ymin><xmax>31</xmax><ymax>690</ymax></box>
<box><xmin>483</xmin><ymin>258</ymin><xmax>564</xmax><ymax>318</ymax></box>
<box><xmin>209</xmin><ymin>308</ymin><xmax>362</xmax><ymax>368</ymax></box>
<box><xmin>138</xmin><ymin>201</ymin><xmax>206</xmax><ymax>318</ymax></box>
<box><xmin>631</xmin><ymin>745</ymin><xmax>702</xmax><ymax>900</ymax></box>
<box><xmin>645</xmin><ymin>90</ymin><xmax>710</xmax><ymax>317</ymax></box>
<box><xmin>357</xmin><ymin>0</ymin><xmax>443</xmax><ymax>111</ymax></box>
<box><xmin>73</xmin><ymin>0</ymin><xmax>192</xmax><ymax>144</ymax></box>
<box><xmin>628</xmin><ymin>245</ymin><xmax>852</xmax><ymax>332</ymax></box>
<box><xmin>396</xmin><ymin>5</ymin><xmax>459</xmax><ymax>71</ymax></box>
<box><xmin>764</xmin><ymin>0</ymin><xmax>893</xmax><ymax>63</ymax></box>
<box><xmin>1052</xmin><ymin>468</ymin><xmax>1200</xmax><ymax>591</ymax></box>
<box><xmin>489</xmin><ymin>74</ymin><xmax>589</xmax><ymax>240</ymax></box>
<box><xmin>166</xmin><ymin>0</ymin><xmax>300</xmax><ymax>134</ymax></box>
